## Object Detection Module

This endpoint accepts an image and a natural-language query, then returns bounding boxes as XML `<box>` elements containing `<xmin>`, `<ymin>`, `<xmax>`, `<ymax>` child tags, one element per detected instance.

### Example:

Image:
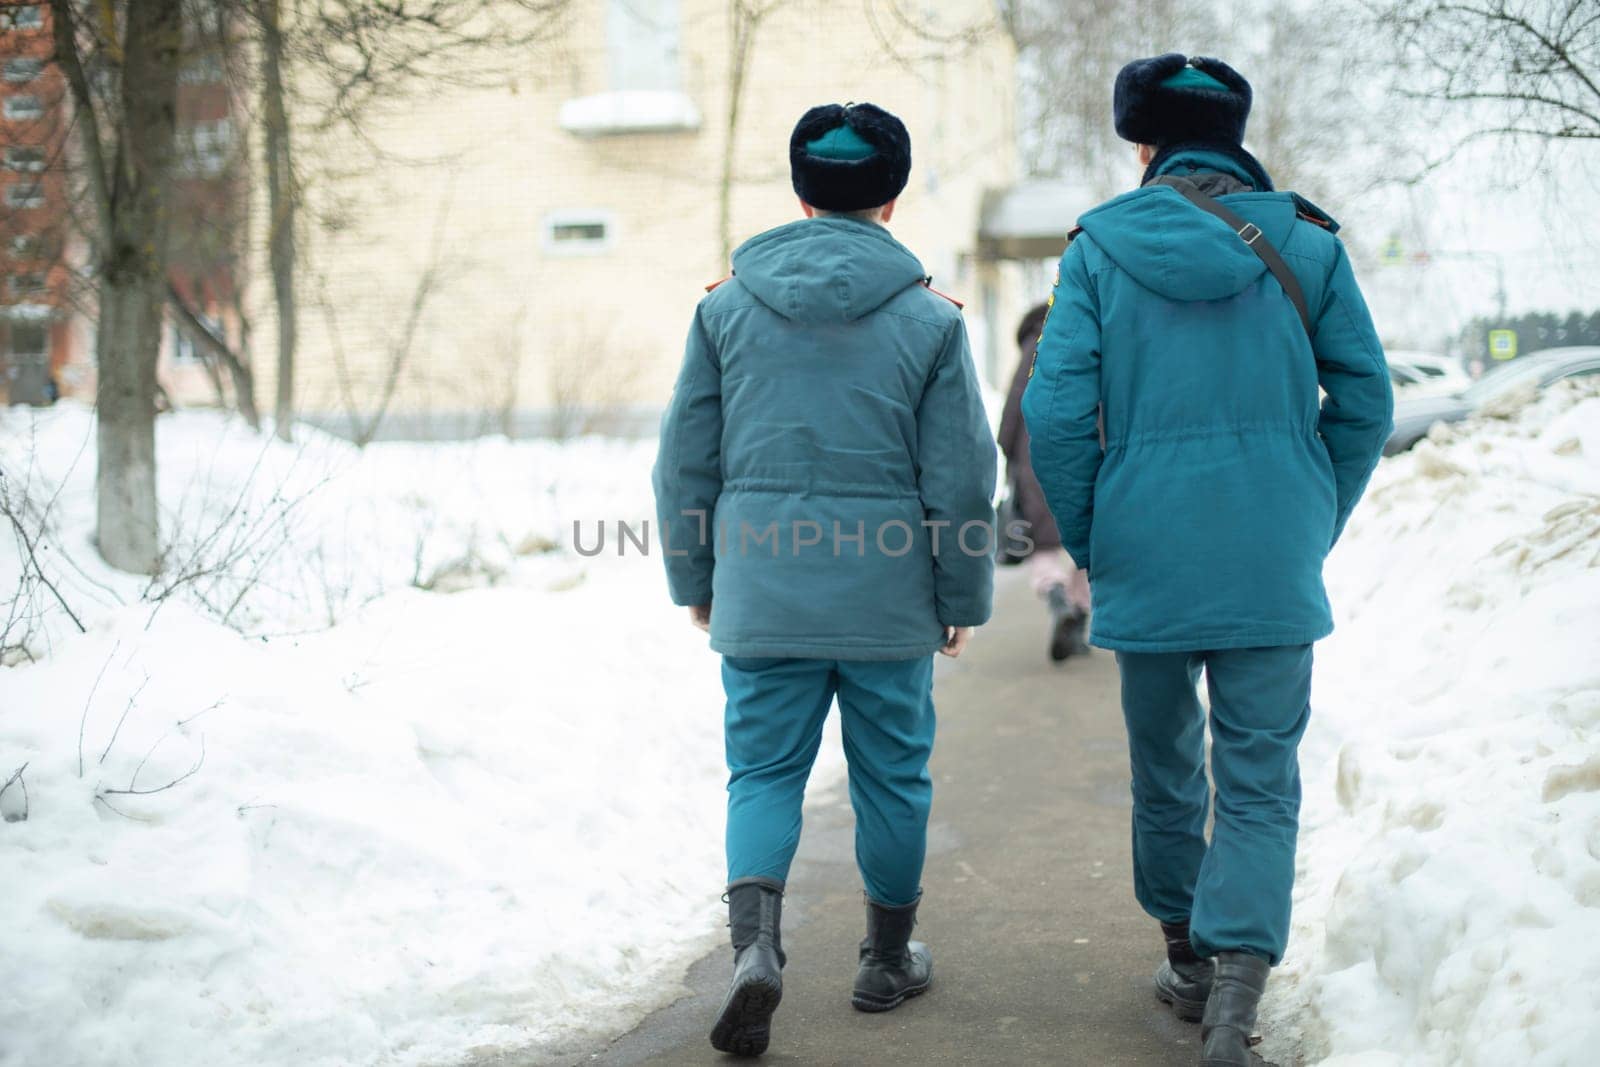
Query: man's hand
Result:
<box><xmin>688</xmin><ymin>604</ymin><xmax>712</xmax><ymax>632</ymax></box>
<box><xmin>940</xmin><ymin>626</ymin><xmax>972</xmax><ymax>658</ymax></box>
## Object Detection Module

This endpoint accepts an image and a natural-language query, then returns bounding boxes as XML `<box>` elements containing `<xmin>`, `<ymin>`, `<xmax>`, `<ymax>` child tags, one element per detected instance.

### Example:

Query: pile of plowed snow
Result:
<box><xmin>0</xmin><ymin>405</ymin><xmax>843</xmax><ymax>1067</ymax></box>
<box><xmin>1262</xmin><ymin>380</ymin><xmax>1600</xmax><ymax>1066</ymax></box>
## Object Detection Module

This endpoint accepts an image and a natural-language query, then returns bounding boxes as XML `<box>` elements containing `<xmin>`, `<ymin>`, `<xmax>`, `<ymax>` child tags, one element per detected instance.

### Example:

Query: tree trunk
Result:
<box><xmin>95</xmin><ymin>0</ymin><xmax>183</xmax><ymax>575</ymax></box>
<box><xmin>718</xmin><ymin>4</ymin><xmax>756</xmax><ymax>271</ymax></box>
<box><xmin>261</xmin><ymin>0</ymin><xmax>298</xmax><ymax>443</ymax></box>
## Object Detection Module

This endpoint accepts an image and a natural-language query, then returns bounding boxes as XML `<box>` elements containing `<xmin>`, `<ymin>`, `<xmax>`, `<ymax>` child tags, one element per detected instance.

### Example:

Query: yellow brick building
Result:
<box><xmin>256</xmin><ymin>0</ymin><xmax>1023</xmax><ymax>439</ymax></box>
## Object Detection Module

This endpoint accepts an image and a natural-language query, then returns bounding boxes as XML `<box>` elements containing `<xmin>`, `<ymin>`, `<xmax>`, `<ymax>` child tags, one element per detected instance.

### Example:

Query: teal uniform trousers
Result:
<box><xmin>1116</xmin><ymin>645</ymin><xmax>1313</xmax><ymax>964</ymax></box>
<box><xmin>722</xmin><ymin>655</ymin><xmax>936</xmax><ymax>907</ymax></box>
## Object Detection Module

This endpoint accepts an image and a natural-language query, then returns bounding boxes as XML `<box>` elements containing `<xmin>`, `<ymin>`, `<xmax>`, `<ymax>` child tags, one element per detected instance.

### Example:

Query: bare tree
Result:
<box><xmin>1004</xmin><ymin>0</ymin><xmax>1405</xmax><ymax>208</ymax></box>
<box><xmin>719</xmin><ymin>0</ymin><xmax>787</xmax><ymax>269</ymax></box>
<box><xmin>1377</xmin><ymin>0</ymin><xmax>1600</xmax><ymax>149</ymax></box>
<box><xmin>1005</xmin><ymin>0</ymin><xmax>1227</xmax><ymax>195</ymax></box>
<box><xmin>318</xmin><ymin>190</ymin><xmax>458</xmax><ymax>447</ymax></box>
<box><xmin>50</xmin><ymin>0</ymin><xmax>185</xmax><ymax>574</ymax></box>
<box><xmin>1233</xmin><ymin>1</ymin><xmax>1413</xmax><ymax>213</ymax></box>
<box><xmin>258</xmin><ymin>0</ymin><xmax>297</xmax><ymax>442</ymax></box>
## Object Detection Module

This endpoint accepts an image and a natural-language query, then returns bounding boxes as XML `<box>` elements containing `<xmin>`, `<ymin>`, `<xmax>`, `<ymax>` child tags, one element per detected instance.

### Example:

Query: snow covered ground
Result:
<box><xmin>1262</xmin><ymin>380</ymin><xmax>1600</xmax><ymax>1066</ymax></box>
<box><xmin>4</xmin><ymin>380</ymin><xmax>1596</xmax><ymax>1066</ymax></box>
<box><xmin>0</xmin><ymin>404</ymin><xmax>843</xmax><ymax>1067</ymax></box>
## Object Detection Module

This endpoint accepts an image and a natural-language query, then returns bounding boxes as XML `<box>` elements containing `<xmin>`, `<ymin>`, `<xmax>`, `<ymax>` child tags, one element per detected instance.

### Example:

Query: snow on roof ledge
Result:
<box><xmin>559</xmin><ymin>90</ymin><xmax>702</xmax><ymax>137</ymax></box>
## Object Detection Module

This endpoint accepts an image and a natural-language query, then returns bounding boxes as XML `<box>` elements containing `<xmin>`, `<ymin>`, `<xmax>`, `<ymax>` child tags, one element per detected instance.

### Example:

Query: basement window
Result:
<box><xmin>541</xmin><ymin>212</ymin><xmax>615</xmax><ymax>256</ymax></box>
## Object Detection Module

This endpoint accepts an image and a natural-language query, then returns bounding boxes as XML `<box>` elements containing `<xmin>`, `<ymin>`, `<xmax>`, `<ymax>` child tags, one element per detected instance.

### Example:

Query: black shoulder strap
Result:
<box><xmin>1151</xmin><ymin>175</ymin><xmax>1313</xmax><ymax>337</ymax></box>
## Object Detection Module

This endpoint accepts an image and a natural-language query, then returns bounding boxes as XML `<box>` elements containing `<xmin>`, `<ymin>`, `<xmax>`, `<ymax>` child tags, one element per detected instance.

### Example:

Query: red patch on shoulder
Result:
<box><xmin>1295</xmin><ymin>212</ymin><xmax>1331</xmax><ymax>229</ymax></box>
<box><xmin>704</xmin><ymin>275</ymin><xmax>732</xmax><ymax>293</ymax></box>
<box><xmin>922</xmin><ymin>281</ymin><xmax>964</xmax><ymax>309</ymax></box>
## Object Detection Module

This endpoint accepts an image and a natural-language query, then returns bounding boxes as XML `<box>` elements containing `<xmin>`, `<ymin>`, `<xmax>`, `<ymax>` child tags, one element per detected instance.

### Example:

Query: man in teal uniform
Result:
<box><xmin>1023</xmin><ymin>55</ymin><xmax>1393</xmax><ymax>1065</ymax></box>
<box><xmin>653</xmin><ymin>101</ymin><xmax>995</xmax><ymax>1057</ymax></box>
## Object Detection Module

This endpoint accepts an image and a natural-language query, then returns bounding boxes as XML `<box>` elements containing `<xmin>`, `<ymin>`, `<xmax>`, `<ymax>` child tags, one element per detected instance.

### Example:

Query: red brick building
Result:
<box><xmin>1</xmin><ymin>1</ymin><xmax>72</xmax><ymax>404</ymax></box>
<box><xmin>1</xmin><ymin>1</ymin><xmax>245</xmax><ymax>407</ymax></box>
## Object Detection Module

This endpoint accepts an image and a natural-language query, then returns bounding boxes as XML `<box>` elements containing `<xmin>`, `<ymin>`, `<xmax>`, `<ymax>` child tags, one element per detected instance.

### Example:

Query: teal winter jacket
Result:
<box><xmin>653</xmin><ymin>216</ymin><xmax>996</xmax><ymax>660</ymax></box>
<box><xmin>1022</xmin><ymin>159</ymin><xmax>1393</xmax><ymax>652</ymax></box>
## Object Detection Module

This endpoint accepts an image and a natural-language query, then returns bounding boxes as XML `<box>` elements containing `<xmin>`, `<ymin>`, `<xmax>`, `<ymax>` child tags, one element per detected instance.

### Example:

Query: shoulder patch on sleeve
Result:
<box><xmin>1290</xmin><ymin>193</ymin><xmax>1340</xmax><ymax>234</ymax></box>
<box><xmin>704</xmin><ymin>275</ymin><xmax>732</xmax><ymax>293</ymax></box>
<box><xmin>922</xmin><ymin>279</ymin><xmax>964</xmax><ymax>309</ymax></box>
<box><xmin>1066</xmin><ymin>225</ymin><xmax>1084</xmax><ymax>245</ymax></box>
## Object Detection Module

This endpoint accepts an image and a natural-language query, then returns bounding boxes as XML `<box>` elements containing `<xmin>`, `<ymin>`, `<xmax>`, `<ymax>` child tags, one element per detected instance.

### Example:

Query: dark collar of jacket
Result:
<box><xmin>1140</xmin><ymin>142</ymin><xmax>1275</xmax><ymax>193</ymax></box>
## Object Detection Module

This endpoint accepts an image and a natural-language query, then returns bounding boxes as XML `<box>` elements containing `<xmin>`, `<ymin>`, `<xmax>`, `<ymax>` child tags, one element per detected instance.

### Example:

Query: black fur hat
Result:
<box><xmin>790</xmin><ymin>102</ymin><xmax>912</xmax><ymax>212</ymax></box>
<box><xmin>1113</xmin><ymin>54</ymin><xmax>1252</xmax><ymax>146</ymax></box>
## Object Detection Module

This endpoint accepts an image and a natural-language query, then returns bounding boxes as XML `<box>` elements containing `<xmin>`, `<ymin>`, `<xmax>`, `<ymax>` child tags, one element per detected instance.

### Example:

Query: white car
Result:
<box><xmin>1386</xmin><ymin>349</ymin><xmax>1472</xmax><ymax>396</ymax></box>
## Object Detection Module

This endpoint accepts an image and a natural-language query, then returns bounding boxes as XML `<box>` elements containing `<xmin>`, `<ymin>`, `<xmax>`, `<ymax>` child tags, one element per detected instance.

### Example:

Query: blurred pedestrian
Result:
<box><xmin>1023</xmin><ymin>54</ymin><xmax>1393</xmax><ymax>1065</ymax></box>
<box><xmin>653</xmin><ymin>101</ymin><xmax>995</xmax><ymax>1057</ymax></box>
<box><xmin>998</xmin><ymin>302</ymin><xmax>1090</xmax><ymax>661</ymax></box>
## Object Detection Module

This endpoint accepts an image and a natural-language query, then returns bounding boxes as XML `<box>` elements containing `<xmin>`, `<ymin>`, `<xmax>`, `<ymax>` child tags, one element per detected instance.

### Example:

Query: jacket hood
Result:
<box><xmin>730</xmin><ymin>216</ymin><xmax>927</xmax><ymax>323</ymax></box>
<box><xmin>1077</xmin><ymin>186</ymin><xmax>1300</xmax><ymax>302</ymax></box>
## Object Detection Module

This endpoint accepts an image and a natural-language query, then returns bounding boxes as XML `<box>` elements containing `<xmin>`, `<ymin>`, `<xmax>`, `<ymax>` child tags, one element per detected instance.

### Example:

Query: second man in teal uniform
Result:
<box><xmin>1024</xmin><ymin>55</ymin><xmax>1393</xmax><ymax>1066</ymax></box>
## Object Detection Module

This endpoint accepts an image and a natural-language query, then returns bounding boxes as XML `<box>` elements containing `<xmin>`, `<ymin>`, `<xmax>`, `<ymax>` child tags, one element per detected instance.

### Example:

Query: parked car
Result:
<box><xmin>1384</xmin><ymin>346</ymin><xmax>1600</xmax><ymax>455</ymax></box>
<box><xmin>1386</xmin><ymin>349</ymin><xmax>1472</xmax><ymax>396</ymax></box>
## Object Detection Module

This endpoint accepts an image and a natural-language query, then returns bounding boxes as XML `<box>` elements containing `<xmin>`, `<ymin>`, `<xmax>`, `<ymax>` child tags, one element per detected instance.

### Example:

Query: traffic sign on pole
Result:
<box><xmin>1488</xmin><ymin>329</ymin><xmax>1517</xmax><ymax>361</ymax></box>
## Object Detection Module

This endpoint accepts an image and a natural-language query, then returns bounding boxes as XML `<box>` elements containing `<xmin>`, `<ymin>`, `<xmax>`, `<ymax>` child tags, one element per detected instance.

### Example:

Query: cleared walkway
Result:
<box><xmin>570</xmin><ymin>570</ymin><xmax>1204</xmax><ymax>1065</ymax></box>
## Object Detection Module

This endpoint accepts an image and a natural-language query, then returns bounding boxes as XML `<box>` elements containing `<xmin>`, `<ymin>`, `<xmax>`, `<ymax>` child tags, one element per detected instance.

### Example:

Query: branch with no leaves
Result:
<box><xmin>78</xmin><ymin>641</ymin><xmax>121</xmax><ymax>779</ymax></box>
<box><xmin>98</xmin><ymin>672</ymin><xmax>151</xmax><ymax>766</ymax></box>
<box><xmin>100</xmin><ymin>734</ymin><xmax>207</xmax><ymax>799</ymax></box>
<box><xmin>0</xmin><ymin>762</ymin><xmax>28</xmax><ymax>822</ymax></box>
<box><xmin>0</xmin><ymin>470</ymin><xmax>87</xmax><ymax>636</ymax></box>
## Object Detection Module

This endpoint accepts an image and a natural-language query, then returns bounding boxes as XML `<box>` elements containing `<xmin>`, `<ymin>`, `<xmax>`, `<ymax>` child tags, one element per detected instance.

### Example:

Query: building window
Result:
<box><xmin>8</xmin><ymin>272</ymin><xmax>46</xmax><ymax>298</ymax></box>
<box><xmin>4</xmin><ymin>182</ymin><xmax>44</xmax><ymax>208</ymax></box>
<box><xmin>179</xmin><ymin>52</ymin><xmax>225</xmax><ymax>86</ymax></box>
<box><xmin>179</xmin><ymin>118</ymin><xmax>234</xmax><ymax>177</ymax></box>
<box><xmin>2</xmin><ymin>6</ymin><xmax>44</xmax><ymax>31</ymax></box>
<box><xmin>7</xmin><ymin>322</ymin><xmax>47</xmax><ymax>359</ymax></box>
<box><xmin>8</xmin><ymin>232</ymin><xmax>52</xmax><ymax>259</ymax></box>
<box><xmin>608</xmin><ymin>0</ymin><xmax>680</xmax><ymax>92</ymax></box>
<box><xmin>4</xmin><ymin>145</ymin><xmax>44</xmax><ymax>172</ymax></box>
<box><xmin>4</xmin><ymin>57</ymin><xmax>43</xmax><ymax>83</ymax></box>
<box><xmin>559</xmin><ymin>0</ymin><xmax>699</xmax><ymax>137</ymax></box>
<box><xmin>541</xmin><ymin>212</ymin><xmax>615</xmax><ymax>255</ymax></box>
<box><xmin>3</xmin><ymin>94</ymin><xmax>44</xmax><ymax>120</ymax></box>
<box><xmin>168</xmin><ymin>321</ymin><xmax>201</xmax><ymax>364</ymax></box>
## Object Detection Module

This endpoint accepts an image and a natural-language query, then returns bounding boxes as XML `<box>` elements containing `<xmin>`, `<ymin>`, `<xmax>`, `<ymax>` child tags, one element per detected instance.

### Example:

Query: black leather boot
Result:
<box><xmin>709</xmin><ymin>877</ymin><xmax>785</xmax><ymax>1056</ymax></box>
<box><xmin>1154</xmin><ymin>919</ymin><xmax>1214</xmax><ymax>1023</ymax></box>
<box><xmin>1047</xmin><ymin>585</ymin><xmax>1089</xmax><ymax>662</ymax></box>
<box><xmin>851</xmin><ymin>895</ymin><xmax>932</xmax><ymax>1012</ymax></box>
<box><xmin>1200</xmin><ymin>951</ymin><xmax>1271</xmax><ymax>1066</ymax></box>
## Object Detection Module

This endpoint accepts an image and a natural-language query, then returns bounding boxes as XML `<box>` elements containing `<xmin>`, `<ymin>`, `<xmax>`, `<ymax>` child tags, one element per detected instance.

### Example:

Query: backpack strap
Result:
<box><xmin>1150</xmin><ymin>175</ymin><xmax>1313</xmax><ymax>337</ymax></box>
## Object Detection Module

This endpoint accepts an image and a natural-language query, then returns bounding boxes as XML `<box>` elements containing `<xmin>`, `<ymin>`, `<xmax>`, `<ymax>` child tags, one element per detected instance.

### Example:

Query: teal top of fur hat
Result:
<box><xmin>804</xmin><ymin>124</ymin><xmax>877</xmax><ymax>161</ymax></box>
<box><xmin>1161</xmin><ymin>66</ymin><xmax>1231</xmax><ymax>93</ymax></box>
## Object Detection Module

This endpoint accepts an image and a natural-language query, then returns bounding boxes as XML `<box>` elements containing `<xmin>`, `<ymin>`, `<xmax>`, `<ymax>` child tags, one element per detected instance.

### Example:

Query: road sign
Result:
<box><xmin>1488</xmin><ymin>329</ymin><xmax>1517</xmax><ymax>361</ymax></box>
<box><xmin>1380</xmin><ymin>235</ymin><xmax>1405</xmax><ymax>265</ymax></box>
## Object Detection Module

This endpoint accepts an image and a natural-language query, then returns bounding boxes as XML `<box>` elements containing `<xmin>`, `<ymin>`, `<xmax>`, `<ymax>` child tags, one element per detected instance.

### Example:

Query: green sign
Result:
<box><xmin>1488</xmin><ymin>329</ymin><xmax>1518</xmax><ymax>361</ymax></box>
<box><xmin>1380</xmin><ymin>235</ymin><xmax>1405</xmax><ymax>265</ymax></box>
